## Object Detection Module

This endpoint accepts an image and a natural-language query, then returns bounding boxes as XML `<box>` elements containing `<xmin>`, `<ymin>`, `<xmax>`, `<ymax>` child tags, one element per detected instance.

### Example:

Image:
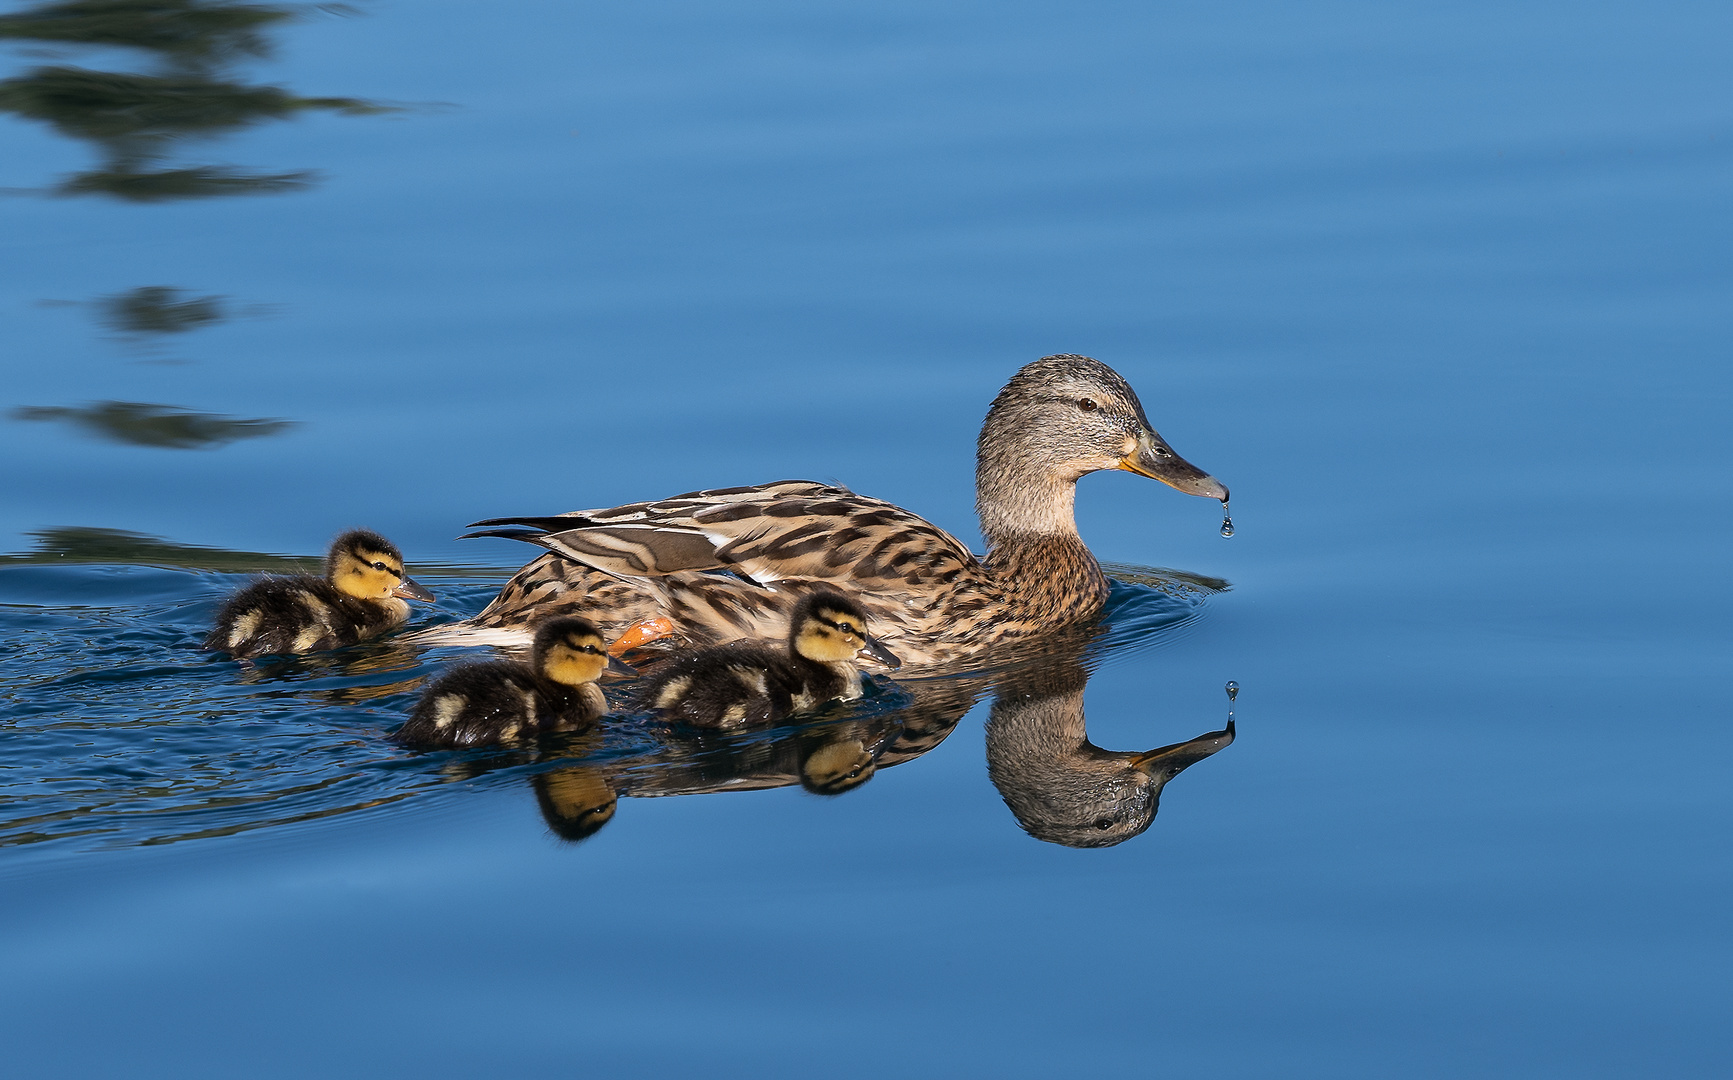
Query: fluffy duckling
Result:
<box><xmin>632</xmin><ymin>590</ymin><xmax>900</xmax><ymax>729</ymax></box>
<box><xmin>395</xmin><ymin>617</ymin><xmax>630</xmax><ymax>749</ymax></box>
<box><xmin>204</xmin><ymin>529</ymin><xmax>434</xmax><ymax>658</ymax></box>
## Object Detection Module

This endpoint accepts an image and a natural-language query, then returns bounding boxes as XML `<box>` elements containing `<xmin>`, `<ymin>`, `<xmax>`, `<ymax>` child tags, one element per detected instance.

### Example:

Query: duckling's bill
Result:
<box><xmin>393</xmin><ymin>576</ymin><xmax>436</xmax><ymax>602</ymax></box>
<box><xmin>1118</xmin><ymin>429</ymin><xmax>1229</xmax><ymax>503</ymax></box>
<box><xmin>861</xmin><ymin>635</ymin><xmax>901</xmax><ymax>670</ymax></box>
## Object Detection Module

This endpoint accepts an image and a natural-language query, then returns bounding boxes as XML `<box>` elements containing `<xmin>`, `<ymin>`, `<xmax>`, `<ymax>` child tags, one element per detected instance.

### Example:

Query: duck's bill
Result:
<box><xmin>606</xmin><ymin>655</ymin><xmax>639</xmax><ymax>677</ymax></box>
<box><xmin>393</xmin><ymin>577</ymin><xmax>436</xmax><ymax>602</ymax></box>
<box><xmin>861</xmin><ymin>635</ymin><xmax>902</xmax><ymax>671</ymax></box>
<box><xmin>1119</xmin><ymin>431</ymin><xmax>1229</xmax><ymax>502</ymax></box>
<box><xmin>1129</xmin><ymin>723</ymin><xmax>1236</xmax><ymax>776</ymax></box>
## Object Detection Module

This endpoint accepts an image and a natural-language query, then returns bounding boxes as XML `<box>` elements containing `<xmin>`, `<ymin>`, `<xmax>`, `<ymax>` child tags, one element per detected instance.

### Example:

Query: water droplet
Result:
<box><xmin>1224</xmin><ymin>681</ymin><xmax>1238</xmax><ymax>701</ymax></box>
<box><xmin>1219</xmin><ymin>500</ymin><xmax>1234</xmax><ymax>538</ymax></box>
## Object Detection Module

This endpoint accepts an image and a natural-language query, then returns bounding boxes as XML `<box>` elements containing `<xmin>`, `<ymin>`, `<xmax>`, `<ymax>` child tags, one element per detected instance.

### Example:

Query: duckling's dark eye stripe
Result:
<box><xmin>815</xmin><ymin>615</ymin><xmax>862</xmax><ymax>634</ymax></box>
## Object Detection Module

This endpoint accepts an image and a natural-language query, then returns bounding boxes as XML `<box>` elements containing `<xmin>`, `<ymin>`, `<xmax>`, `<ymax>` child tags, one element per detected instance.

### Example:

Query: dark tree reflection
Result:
<box><xmin>0</xmin><ymin>0</ymin><xmax>388</xmax><ymax>200</ymax></box>
<box><xmin>98</xmin><ymin>284</ymin><xmax>225</xmax><ymax>334</ymax></box>
<box><xmin>11</xmin><ymin>399</ymin><xmax>293</xmax><ymax>446</ymax></box>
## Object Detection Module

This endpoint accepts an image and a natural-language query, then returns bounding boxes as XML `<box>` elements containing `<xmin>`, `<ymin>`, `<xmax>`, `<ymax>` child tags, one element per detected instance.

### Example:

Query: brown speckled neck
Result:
<box><xmin>985</xmin><ymin>532</ymin><xmax>1110</xmax><ymax>629</ymax></box>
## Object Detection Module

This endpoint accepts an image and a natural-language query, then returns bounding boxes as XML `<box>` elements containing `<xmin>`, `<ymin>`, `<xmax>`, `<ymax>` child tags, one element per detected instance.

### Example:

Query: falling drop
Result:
<box><xmin>1219</xmin><ymin>500</ymin><xmax>1234</xmax><ymax>538</ymax></box>
<box><xmin>1224</xmin><ymin>680</ymin><xmax>1238</xmax><ymax>724</ymax></box>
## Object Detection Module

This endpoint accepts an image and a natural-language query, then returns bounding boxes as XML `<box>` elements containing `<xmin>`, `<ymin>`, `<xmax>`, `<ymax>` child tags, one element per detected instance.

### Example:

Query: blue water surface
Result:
<box><xmin>2</xmin><ymin>0</ymin><xmax>1730</xmax><ymax>1076</ymax></box>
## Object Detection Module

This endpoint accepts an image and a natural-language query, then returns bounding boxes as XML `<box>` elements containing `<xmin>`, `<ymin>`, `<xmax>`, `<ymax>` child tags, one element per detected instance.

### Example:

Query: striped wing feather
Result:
<box><xmin>471</xmin><ymin>480</ymin><xmax>983</xmax><ymax>588</ymax></box>
<box><xmin>468</xmin><ymin>481</ymin><xmax>1006</xmax><ymax>668</ymax></box>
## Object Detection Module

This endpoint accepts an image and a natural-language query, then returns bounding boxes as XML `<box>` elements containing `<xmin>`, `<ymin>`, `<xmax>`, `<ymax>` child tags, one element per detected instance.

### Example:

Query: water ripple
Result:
<box><xmin>0</xmin><ymin>558</ymin><xmax>1220</xmax><ymax>853</ymax></box>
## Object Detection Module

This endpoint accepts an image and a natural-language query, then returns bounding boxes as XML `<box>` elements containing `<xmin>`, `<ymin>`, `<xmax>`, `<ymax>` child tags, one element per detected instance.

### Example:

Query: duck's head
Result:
<box><xmin>789</xmin><ymin>591</ymin><xmax>901</xmax><ymax>669</ymax></box>
<box><xmin>533</xmin><ymin>616</ymin><xmax>635</xmax><ymax>686</ymax></box>
<box><xmin>977</xmin><ymin>354</ymin><xmax>1228</xmax><ymax>534</ymax></box>
<box><xmin>327</xmin><ymin>530</ymin><xmax>435</xmax><ymax>602</ymax></box>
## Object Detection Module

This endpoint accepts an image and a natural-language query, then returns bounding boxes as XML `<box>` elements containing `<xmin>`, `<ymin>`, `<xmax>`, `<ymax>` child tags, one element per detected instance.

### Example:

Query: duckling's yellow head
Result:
<box><xmin>327</xmin><ymin>530</ymin><xmax>435</xmax><ymax>602</ymax></box>
<box><xmin>534</xmin><ymin>616</ymin><xmax>612</xmax><ymax>686</ymax></box>
<box><xmin>976</xmin><ymin>355</ymin><xmax>1228</xmax><ymax>534</ymax></box>
<box><xmin>790</xmin><ymin>591</ymin><xmax>900</xmax><ymax>669</ymax></box>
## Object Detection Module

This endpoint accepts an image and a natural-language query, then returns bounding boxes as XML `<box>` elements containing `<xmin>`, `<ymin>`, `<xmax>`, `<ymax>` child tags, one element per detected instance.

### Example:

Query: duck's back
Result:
<box><xmin>205</xmin><ymin>576</ymin><xmax>405</xmax><ymax>658</ymax></box>
<box><xmin>397</xmin><ymin>661</ymin><xmax>600</xmax><ymax>748</ymax></box>
<box><xmin>468</xmin><ymin>481</ymin><xmax>1009</xmax><ymax>667</ymax></box>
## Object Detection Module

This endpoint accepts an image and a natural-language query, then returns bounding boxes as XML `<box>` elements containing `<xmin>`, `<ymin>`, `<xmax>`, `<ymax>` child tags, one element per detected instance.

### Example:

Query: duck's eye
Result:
<box><xmin>1093</xmin><ymin>817</ymin><xmax>1114</xmax><ymax>830</ymax></box>
<box><xmin>1077</xmin><ymin>397</ymin><xmax>1099</xmax><ymax>412</ymax></box>
<box><xmin>371</xmin><ymin>561</ymin><xmax>388</xmax><ymax>571</ymax></box>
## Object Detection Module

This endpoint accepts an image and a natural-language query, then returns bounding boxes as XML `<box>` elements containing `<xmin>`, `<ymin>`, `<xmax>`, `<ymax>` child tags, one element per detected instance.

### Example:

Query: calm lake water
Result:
<box><xmin>3</xmin><ymin>1</ymin><xmax>1730</xmax><ymax>1075</ymax></box>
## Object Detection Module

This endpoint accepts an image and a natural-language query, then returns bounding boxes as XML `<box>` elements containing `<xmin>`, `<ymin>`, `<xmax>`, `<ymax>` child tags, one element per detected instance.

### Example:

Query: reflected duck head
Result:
<box><xmin>976</xmin><ymin>355</ymin><xmax>1228</xmax><ymax>537</ymax></box>
<box><xmin>986</xmin><ymin>669</ymin><xmax>1234</xmax><ymax>848</ymax></box>
<box><xmin>327</xmin><ymin>529</ymin><xmax>434</xmax><ymax>602</ymax></box>
<box><xmin>790</xmin><ymin>591</ymin><xmax>900</xmax><ymax>670</ymax></box>
<box><xmin>533</xmin><ymin>766</ymin><xmax>618</xmax><ymax>842</ymax></box>
<box><xmin>799</xmin><ymin>737</ymin><xmax>877</xmax><ymax>795</ymax></box>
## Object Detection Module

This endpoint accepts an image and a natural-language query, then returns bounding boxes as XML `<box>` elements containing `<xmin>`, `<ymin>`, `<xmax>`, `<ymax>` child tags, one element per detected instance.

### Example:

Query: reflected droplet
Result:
<box><xmin>1219</xmin><ymin>500</ymin><xmax>1234</xmax><ymax>538</ymax></box>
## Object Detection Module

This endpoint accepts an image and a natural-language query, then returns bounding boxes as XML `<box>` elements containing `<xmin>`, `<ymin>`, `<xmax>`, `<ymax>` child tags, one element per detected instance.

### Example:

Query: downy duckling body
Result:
<box><xmin>395</xmin><ymin>617</ymin><xmax>627</xmax><ymax>749</ymax></box>
<box><xmin>204</xmin><ymin>529</ymin><xmax>434</xmax><ymax>658</ymax></box>
<box><xmin>631</xmin><ymin>591</ymin><xmax>899</xmax><ymax>729</ymax></box>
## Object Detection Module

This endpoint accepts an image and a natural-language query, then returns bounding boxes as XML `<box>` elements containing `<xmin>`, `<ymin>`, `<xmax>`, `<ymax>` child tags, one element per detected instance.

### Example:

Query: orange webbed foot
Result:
<box><xmin>609</xmin><ymin>617</ymin><xmax>675</xmax><ymax>656</ymax></box>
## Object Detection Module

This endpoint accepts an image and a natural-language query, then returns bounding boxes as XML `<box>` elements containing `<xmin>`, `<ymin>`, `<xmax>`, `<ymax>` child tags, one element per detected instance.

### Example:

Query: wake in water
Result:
<box><xmin>0</xmin><ymin>530</ymin><xmax>1231</xmax><ymax>853</ymax></box>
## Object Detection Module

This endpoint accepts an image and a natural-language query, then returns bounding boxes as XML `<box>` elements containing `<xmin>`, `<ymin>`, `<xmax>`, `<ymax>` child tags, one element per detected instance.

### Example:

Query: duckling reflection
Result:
<box><xmin>533</xmin><ymin>759</ymin><xmax>619</xmax><ymax>842</ymax></box>
<box><xmin>415</xmin><ymin>709</ymin><xmax>921</xmax><ymax>845</ymax></box>
<box><xmin>985</xmin><ymin>657</ymin><xmax>1233</xmax><ymax>848</ymax></box>
<box><xmin>220</xmin><ymin>635</ymin><xmax>447</xmax><ymax>710</ymax></box>
<box><xmin>619</xmin><ymin>713</ymin><xmax>907</xmax><ymax>799</ymax></box>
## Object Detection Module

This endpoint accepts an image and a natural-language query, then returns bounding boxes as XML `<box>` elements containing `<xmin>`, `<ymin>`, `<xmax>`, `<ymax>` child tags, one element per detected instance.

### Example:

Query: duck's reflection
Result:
<box><xmin>412</xmin><ymin>630</ymin><xmax>1234</xmax><ymax>849</ymax></box>
<box><xmin>986</xmin><ymin>655</ymin><xmax>1233</xmax><ymax>848</ymax></box>
<box><xmin>529</xmin><ymin>714</ymin><xmax>908</xmax><ymax>841</ymax></box>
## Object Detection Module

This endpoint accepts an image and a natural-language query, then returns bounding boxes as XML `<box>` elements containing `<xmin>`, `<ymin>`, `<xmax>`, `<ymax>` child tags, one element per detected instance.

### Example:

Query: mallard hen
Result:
<box><xmin>456</xmin><ymin>354</ymin><xmax>1226</xmax><ymax>671</ymax></box>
